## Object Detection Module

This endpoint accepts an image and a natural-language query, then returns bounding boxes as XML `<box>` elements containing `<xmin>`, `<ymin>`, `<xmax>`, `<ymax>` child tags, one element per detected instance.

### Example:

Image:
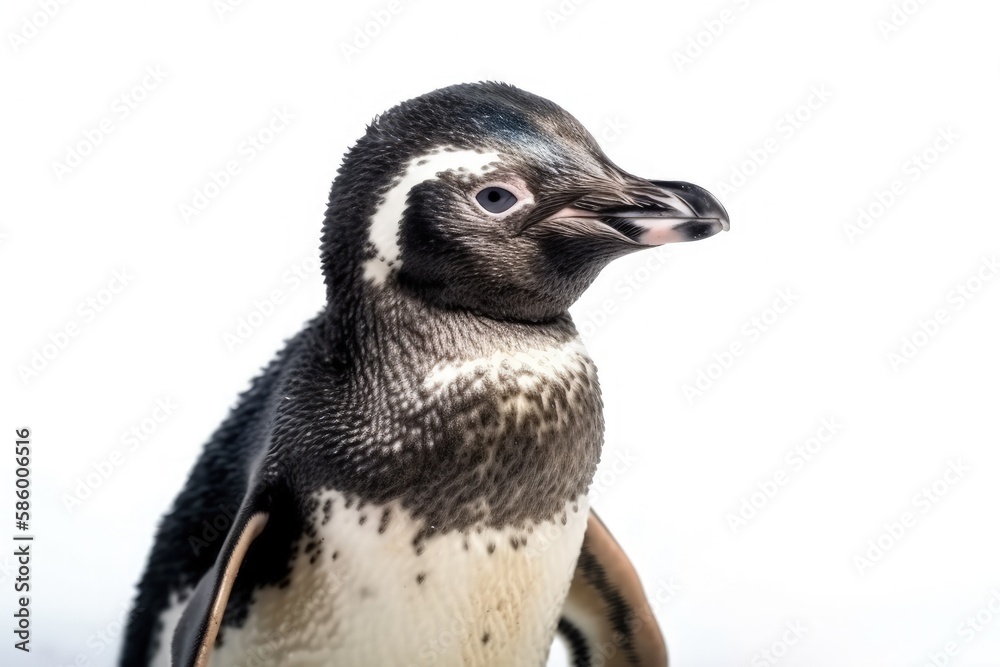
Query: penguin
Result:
<box><xmin>120</xmin><ymin>82</ymin><xmax>728</xmax><ymax>667</ymax></box>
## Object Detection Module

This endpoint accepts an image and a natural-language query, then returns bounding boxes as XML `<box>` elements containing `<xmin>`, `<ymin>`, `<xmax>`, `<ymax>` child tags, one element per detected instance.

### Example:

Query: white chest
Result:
<box><xmin>155</xmin><ymin>490</ymin><xmax>590</xmax><ymax>667</ymax></box>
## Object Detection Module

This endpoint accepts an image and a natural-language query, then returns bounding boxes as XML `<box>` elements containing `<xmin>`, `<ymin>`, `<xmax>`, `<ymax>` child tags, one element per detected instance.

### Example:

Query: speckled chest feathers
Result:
<box><xmin>278</xmin><ymin>289</ymin><xmax>604</xmax><ymax>544</ymax></box>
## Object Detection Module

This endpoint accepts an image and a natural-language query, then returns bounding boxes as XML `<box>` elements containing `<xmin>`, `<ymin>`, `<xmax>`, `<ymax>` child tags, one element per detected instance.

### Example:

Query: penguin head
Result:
<box><xmin>322</xmin><ymin>82</ymin><xmax>728</xmax><ymax>322</ymax></box>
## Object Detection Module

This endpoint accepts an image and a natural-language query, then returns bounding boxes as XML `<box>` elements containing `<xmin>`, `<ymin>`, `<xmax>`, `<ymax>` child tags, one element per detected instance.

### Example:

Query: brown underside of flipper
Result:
<box><xmin>172</xmin><ymin>512</ymin><xmax>269</xmax><ymax>667</ymax></box>
<box><xmin>558</xmin><ymin>510</ymin><xmax>667</xmax><ymax>666</ymax></box>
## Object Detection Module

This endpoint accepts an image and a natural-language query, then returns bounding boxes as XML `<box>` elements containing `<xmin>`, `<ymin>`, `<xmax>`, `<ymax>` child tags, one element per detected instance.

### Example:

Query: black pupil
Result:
<box><xmin>487</xmin><ymin>190</ymin><xmax>501</xmax><ymax>202</ymax></box>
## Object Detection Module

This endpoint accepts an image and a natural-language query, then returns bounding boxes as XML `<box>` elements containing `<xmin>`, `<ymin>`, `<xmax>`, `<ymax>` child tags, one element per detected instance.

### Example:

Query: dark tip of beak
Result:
<box><xmin>671</xmin><ymin>219</ymin><xmax>726</xmax><ymax>241</ymax></box>
<box><xmin>650</xmin><ymin>180</ymin><xmax>730</xmax><ymax>232</ymax></box>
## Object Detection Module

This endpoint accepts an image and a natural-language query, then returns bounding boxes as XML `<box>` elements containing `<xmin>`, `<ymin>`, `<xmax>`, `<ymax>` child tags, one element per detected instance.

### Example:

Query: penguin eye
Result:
<box><xmin>476</xmin><ymin>187</ymin><xmax>518</xmax><ymax>214</ymax></box>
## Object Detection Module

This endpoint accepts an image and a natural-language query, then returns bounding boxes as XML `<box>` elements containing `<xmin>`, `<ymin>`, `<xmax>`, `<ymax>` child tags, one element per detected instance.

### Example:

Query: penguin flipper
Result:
<box><xmin>557</xmin><ymin>510</ymin><xmax>667</xmax><ymax>666</ymax></box>
<box><xmin>170</xmin><ymin>509</ymin><xmax>269</xmax><ymax>667</ymax></box>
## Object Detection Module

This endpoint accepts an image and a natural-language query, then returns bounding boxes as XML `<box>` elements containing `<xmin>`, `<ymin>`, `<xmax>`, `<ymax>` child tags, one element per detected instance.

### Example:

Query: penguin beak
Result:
<box><xmin>543</xmin><ymin>179</ymin><xmax>729</xmax><ymax>246</ymax></box>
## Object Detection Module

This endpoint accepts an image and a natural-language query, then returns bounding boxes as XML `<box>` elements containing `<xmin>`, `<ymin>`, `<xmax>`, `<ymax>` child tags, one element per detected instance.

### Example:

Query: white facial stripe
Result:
<box><xmin>363</xmin><ymin>147</ymin><xmax>502</xmax><ymax>284</ymax></box>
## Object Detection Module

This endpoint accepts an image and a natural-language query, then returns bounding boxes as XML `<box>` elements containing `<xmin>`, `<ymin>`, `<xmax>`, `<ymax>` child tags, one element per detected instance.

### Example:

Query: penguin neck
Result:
<box><xmin>304</xmin><ymin>275</ymin><xmax>602</xmax><ymax>535</ymax></box>
<box><xmin>341</xmin><ymin>278</ymin><xmax>580</xmax><ymax>372</ymax></box>
<box><xmin>292</xmin><ymin>268</ymin><xmax>603</xmax><ymax>534</ymax></box>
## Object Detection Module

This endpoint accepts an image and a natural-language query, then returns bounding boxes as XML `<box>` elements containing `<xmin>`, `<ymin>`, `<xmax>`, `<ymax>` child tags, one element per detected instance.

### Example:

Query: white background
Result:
<box><xmin>2</xmin><ymin>0</ymin><xmax>999</xmax><ymax>665</ymax></box>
